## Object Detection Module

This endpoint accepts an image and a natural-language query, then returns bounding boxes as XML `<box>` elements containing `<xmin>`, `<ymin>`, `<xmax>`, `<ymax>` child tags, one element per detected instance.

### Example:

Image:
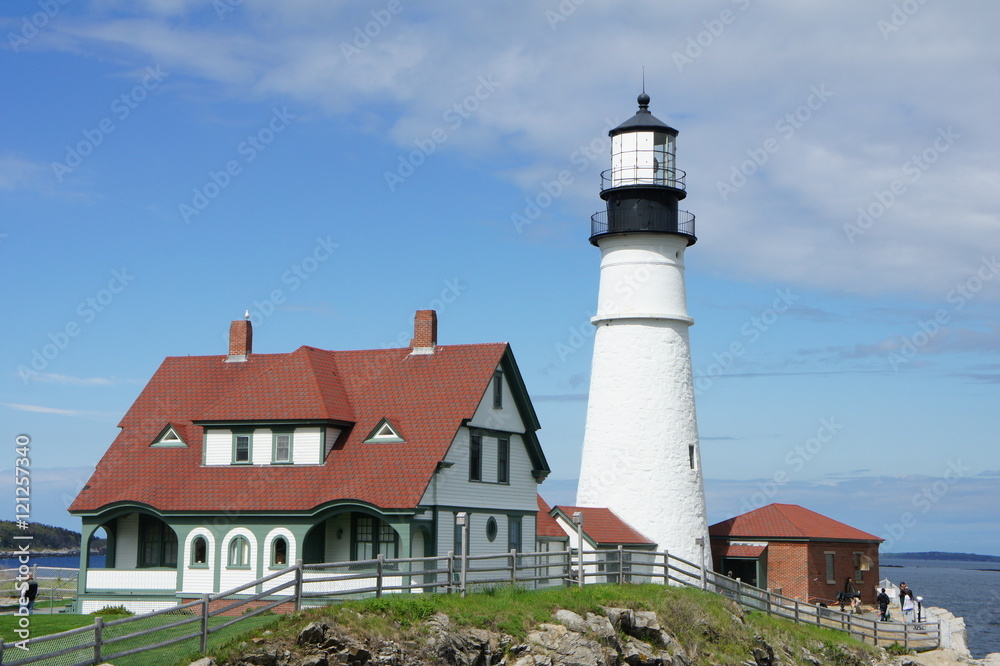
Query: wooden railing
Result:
<box><xmin>0</xmin><ymin>547</ymin><xmax>938</xmax><ymax>664</ymax></box>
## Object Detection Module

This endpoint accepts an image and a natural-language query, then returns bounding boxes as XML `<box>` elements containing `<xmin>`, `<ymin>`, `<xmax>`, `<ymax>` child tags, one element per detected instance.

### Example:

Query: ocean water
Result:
<box><xmin>880</xmin><ymin>556</ymin><xmax>1000</xmax><ymax>659</ymax></box>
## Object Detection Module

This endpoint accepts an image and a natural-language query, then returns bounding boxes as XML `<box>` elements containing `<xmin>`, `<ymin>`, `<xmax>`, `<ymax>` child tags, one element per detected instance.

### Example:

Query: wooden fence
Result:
<box><xmin>0</xmin><ymin>547</ymin><xmax>938</xmax><ymax>665</ymax></box>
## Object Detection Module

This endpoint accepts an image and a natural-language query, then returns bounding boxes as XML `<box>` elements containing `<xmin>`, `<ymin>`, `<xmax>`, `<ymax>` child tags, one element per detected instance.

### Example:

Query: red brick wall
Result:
<box><xmin>182</xmin><ymin>597</ymin><xmax>297</xmax><ymax>617</ymax></box>
<box><xmin>228</xmin><ymin>320</ymin><xmax>252</xmax><ymax>356</ymax></box>
<box><xmin>804</xmin><ymin>542</ymin><xmax>881</xmax><ymax>605</ymax></box>
<box><xmin>410</xmin><ymin>310</ymin><xmax>438</xmax><ymax>348</ymax></box>
<box><xmin>765</xmin><ymin>542</ymin><xmax>810</xmax><ymax>600</ymax></box>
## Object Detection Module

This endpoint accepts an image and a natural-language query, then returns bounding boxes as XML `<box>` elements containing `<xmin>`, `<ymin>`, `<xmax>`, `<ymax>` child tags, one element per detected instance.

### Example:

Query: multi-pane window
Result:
<box><xmin>853</xmin><ymin>552</ymin><xmax>864</xmax><ymax>583</ymax></box>
<box><xmin>138</xmin><ymin>515</ymin><xmax>177</xmax><ymax>568</ymax></box>
<box><xmin>353</xmin><ymin>515</ymin><xmax>398</xmax><ymax>560</ymax></box>
<box><xmin>228</xmin><ymin>536</ymin><xmax>250</xmax><ymax>567</ymax></box>
<box><xmin>234</xmin><ymin>434</ymin><xmax>251</xmax><ymax>463</ymax></box>
<box><xmin>274</xmin><ymin>433</ymin><xmax>291</xmax><ymax>463</ymax></box>
<box><xmin>469</xmin><ymin>434</ymin><xmax>482</xmax><ymax>481</ymax></box>
<box><xmin>497</xmin><ymin>438</ymin><xmax>509</xmax><ymax>484</ymax></box>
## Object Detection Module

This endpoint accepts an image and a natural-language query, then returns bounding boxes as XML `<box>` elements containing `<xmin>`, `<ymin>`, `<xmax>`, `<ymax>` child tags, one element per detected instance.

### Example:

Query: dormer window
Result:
<box><xmin>363</xmin><ymin>418</ymin><xmax>405</xmax><ymax>443</ymax></box>
<box><xmin>233</xmin><ymin>433</ymin><xmax>251</xmax><ymax>464</ymax></box>
<box><xmin>151</xmin><ymin>425</ymin><xmax>186</xmax><ymax>448</ymax></box>
<box><xmin>273</xmin><ymin>432</ymin><xmax>292</xmax><ymax>463</ymax></box>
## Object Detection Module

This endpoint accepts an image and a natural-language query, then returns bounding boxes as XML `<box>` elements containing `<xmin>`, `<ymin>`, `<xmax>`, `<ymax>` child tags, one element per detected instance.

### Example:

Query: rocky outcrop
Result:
<box><xmin>207</xmin><ymin>601</ymin><xmax>1000</xmax><ymax>666</ymax></box>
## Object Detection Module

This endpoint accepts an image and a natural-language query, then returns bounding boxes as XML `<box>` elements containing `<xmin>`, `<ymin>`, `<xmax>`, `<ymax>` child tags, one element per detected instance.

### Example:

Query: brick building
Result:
<box><xmin>709</xmin><ymin>503</ymin><xmax>882</xmax><ymax>604</ymax></box>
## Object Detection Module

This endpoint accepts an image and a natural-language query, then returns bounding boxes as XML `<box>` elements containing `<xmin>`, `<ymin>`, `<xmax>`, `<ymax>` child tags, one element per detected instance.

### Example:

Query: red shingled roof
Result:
<box><xmin>709</xmin><ymin>504</ymin><xmax>882</xmax><ymax>542</ymax></box>
<box><xmin>716</xmin><ymin>544</ymin><xmax>767</xmax><ymax>558</ymax></box>
<box><xmin>70</xmin><ymin>342</ymin><xmax>517</xmax><ymax>514</ymax></box>
<box><xmin>536</xmin><ymin>495</ymin><xmax>567</xmax><ymax>539</ymax></box>
<box><xmin>552</xmin><ymin>505</ymin><xmax>655</xmax><ymax>547</ymax></box>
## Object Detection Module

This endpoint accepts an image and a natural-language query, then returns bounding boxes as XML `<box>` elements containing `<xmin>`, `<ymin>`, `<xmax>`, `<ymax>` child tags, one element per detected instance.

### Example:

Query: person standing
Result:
<box><xmin>877</xmin><ymin>587</ymin><xmax>891</xmax><ymax>621</ymax></box>
<box><xmin>900</xmin><ymin>582</ymin><xmax>916</xmax><ymax>622</ymax></box>
<box><xmin>24</xmin><ymin>574</ymin><xmax>39</xmax><ymax>615</ymax></box>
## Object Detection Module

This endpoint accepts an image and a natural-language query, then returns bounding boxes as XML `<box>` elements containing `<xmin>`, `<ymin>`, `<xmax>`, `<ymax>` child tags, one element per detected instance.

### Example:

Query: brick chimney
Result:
<box><xmin>227</xmin><ymin>319</ymin><xmax>252</xmax><ymax>362</ymax></box>
<box><xmin>409</xmin><ymin>310</ymin><xmax>437</xmax><ymax>355</ymax></box>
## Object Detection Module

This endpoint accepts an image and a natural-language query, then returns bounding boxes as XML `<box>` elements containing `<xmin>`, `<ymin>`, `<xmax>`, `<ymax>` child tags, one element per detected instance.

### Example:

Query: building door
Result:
<box><xmin>722</xmin><ymin>557</ymin><xmax>760</xmax><ymax>587</ymax></box>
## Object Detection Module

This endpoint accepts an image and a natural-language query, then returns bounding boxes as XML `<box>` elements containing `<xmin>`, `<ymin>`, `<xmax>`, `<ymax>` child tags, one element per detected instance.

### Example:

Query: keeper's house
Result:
<box><xmin>69</xmin><ymin>311</ymin><xmax>550</xmax><ymax>613</ymax></box>
<box><xmin>709</xmin><ymin>503</ymin><xmax>882</xmax><ymax>604</ymax></box>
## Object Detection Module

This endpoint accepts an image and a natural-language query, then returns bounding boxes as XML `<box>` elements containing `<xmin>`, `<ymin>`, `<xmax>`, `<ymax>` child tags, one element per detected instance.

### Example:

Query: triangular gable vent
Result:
<box><xmin>363</xmin><ymin>418</ymin><xmax>405</xmax><ymax>443</ymax></box>
<box><xmin>151</xmin><ymin>425</ymin><xmax>187</xmax><ymax>447</ymax></box>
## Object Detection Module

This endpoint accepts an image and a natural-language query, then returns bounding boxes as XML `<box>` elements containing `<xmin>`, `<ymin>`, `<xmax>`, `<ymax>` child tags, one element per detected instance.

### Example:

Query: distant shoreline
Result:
<box><xmin>882</xmin><ymin>551</ymin><xmax>1000</xmax><ymax>563</ymax></box>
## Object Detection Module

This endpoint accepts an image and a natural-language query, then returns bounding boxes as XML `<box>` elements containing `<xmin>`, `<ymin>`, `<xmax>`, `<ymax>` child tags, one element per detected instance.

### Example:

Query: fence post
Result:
<box><xmin>617</xmin><ymin>546</ymin><xmax>623</xmax><ymax>584</ymax></box>
<box><xmin>460</xmin><ymin>548</ymin><xmax>468</xmax><ymax>598</ymax></box>
<box><xmin>200</xmin><ymin>594</ymin><xmax>210</xmax><ymax>653</ymax></box>
<box><xmin>847</xmin><ymin>611</ymin><xmax>853</xmax><ymax>637</ymax></box>
<box><xmin>904</xmin><ymin>622</ymin><xmax>909</xmax><ymax>651</ymax></box>
<box><xmin>663</xmin><ymin>549</ymin><xmax>669</xmax><ymax>585</ymax></box>
<box><xmin>447</xmin><ymin>551</ymin><xmax>455</xmax><ymax>593</ymax></box>
<box><xmin>577</xmin><ymin>545</ymin><xmax>584</xmax><ymax>589</ymax></box>
<box><xmin>873</xmin><ymin>618</ymin><xmax>878</xmax><ymax>647</ymax></box>
<box><xmin>766</xmin><ymin>590</ymin><xmax>772</xmax><ymax>615</ymax></box>
<box><xmin>510</xmin><ymin>549</ymin><xmax>517</xmax><ymax>585</ymax></box>
<box><xmin>294</xmin><ymin>559</ymin><xmax>304</xmax><ymax>612</ymax></box>
<box><xmin>376</xmin><ymin>555</ymin><xmax>384</xmax><ymax>599</ymax></box>
<box><xmin>793</xmin><ymin>599</ymin><xmax>800</xmax><ymax>624</ymax></box>
<box><xmin>93</xmin><ymin>616</ymin><xmax>104</xmax><ymax>663</ymax></box>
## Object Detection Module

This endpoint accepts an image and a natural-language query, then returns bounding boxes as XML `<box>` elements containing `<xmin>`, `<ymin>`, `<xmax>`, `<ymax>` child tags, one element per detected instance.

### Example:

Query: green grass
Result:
<box><xmin>197</xmin><ymin>585</ymin><xmax>883</xmax><ymax>666</ymax></box>
<box><xmin>0</xmin><ymin>611</ymin><xmax>282</xmax><ymax>666</ymax></box>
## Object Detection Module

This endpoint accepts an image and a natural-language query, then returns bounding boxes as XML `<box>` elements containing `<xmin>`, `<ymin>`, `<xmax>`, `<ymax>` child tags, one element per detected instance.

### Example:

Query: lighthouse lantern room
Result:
<box><xmin>577</xmin><ymin>92</ymin><xmax>710</xmax><ymax>571</ymax></box>
<box><xmin>594</xmin><ymin>92</ymin><xmax>695</xmax><ymax>245</ymax></box>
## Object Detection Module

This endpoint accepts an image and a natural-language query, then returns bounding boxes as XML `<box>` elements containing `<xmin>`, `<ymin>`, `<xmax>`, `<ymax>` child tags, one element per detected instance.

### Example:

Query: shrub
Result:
<box><xmin>90</xmin><ymin>604</ymin><xmax>134</xmax><ymax>616</ymax></box>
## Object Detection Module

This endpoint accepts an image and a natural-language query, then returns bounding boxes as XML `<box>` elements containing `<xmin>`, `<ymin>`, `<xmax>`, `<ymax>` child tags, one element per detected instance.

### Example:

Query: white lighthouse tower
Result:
<box><xmin>576</xmin><ymin>92</ymin><xmax>710</xmax><ymax>569</ymax></box>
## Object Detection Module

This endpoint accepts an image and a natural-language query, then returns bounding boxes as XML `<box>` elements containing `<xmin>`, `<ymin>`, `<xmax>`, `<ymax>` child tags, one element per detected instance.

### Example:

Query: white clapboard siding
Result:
<box><xmin>252</xmin><ymin>429</ymin><xmax>271</xmax><ymax>465</ymax></box>
<box><xmin>324</xmin><ymin>515</ymin><xmax>352</xmax><ymax>561</ymax></box>
<box><xmin>324</xmin><ymin>427</ymin><xmax>342</xmax><ymax>459</ymax></box>
<box><xmin>81</xmin><ymin>599</ymin><xmax>177</xmax><ymax>614</ymax></box>
<box><xmin>88</xmin><ymin>569</ymin><xmax>176</xmax><ymax>590</ymax></box>
<box><xmin>426</xmin><ymin>429</ymin><xmax>538</xmax><ymax>512</ymax></box>
<box><xmin>219</xmin><ymin>529</ymin><xmax>258</xmax><ymax>592</ymax></box>
<box><xmin>204</xmin><ymin>430</ymin><xmax>232</xmax><ymax>466</ymax></box>
<box><xmin>181</xmin><ymin>529</ymin><xmax>216</xmax><ymax>594</ymax></box>
<box><xmin>294</xmin><ymin>427</ymin><xmax>322</xmax><ymax>464</ymax></box>
<box><xmin>115</xmin><ymin>513</ymin><xmax>139</xmax><ymax>569</ymax></box>
<box><xmin>467</xmin><ymin>369</ymin><xmax>525</xmax><ymax>433</ymax></box>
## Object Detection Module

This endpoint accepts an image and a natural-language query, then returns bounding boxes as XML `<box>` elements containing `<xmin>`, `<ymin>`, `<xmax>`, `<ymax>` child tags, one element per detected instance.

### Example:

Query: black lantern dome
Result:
<box><xmin>590</xmin><ymin>93</ymin><xmax>696</xmax><ymax>245</ymax></box>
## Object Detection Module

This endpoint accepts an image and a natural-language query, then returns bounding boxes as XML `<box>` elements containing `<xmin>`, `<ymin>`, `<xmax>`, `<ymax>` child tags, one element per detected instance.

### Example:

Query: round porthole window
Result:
<box><xmin>486</xmin><ymin>517</ymin><xmax>498</xmax><ymax>542</ymax></box>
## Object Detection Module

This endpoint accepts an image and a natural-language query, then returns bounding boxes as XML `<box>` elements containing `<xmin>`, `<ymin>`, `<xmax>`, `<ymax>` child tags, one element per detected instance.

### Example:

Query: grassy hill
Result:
<box><xmin>201</xmin><ymin>584</ymin><xmax>888</xmax><ymax>666</ymax></box>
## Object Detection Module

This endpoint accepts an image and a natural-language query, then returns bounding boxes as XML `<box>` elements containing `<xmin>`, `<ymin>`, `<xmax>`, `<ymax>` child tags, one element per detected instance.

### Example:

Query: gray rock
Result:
<box><xmin>527</xmin><ymin>622</ymin><xmax>614</xmax><ymax>666</ymax></box>
<box><xmin>188</xmin><ymin>659</ymin><xmax>216</xmax><ymax>666</ymax></box>
<box><xmin>585</xmin><ymin>612</ymin><xmax>621</xmax><ymax>650</ymax></box>
<box><xmin>299</xmin><ymin>656</ymin><xmax>329</xmax><ymax>666</ymax></box>
<box><xmin>298</xmin><ymin>621</ymin><xmax>329</xmax><ymax>646</ymax></box>
<box><xmin>241</xmin><ymin>654</ymin><xmax>278</xmax><ymax>666</ymax></box>
<box><xmin>553</xmin><ymin>609</ymin><xmax>588</xmax><ymax>634</ymax></box>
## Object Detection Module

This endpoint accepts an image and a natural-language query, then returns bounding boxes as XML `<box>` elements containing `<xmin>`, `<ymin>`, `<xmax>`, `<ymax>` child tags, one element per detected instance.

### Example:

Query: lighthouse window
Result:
<box><xmin>689</xmin><ymin>445</ymin><xmax>696</xmax><ymax>470</ymax></box>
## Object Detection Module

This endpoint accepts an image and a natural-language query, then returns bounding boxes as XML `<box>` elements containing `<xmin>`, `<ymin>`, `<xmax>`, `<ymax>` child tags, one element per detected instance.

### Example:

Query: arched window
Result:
<box><xmin>192</xmin><ymin>536</ymin><xmax>208</xmax><ymax>565</ymax></box>
<box><xmin>228</xmin><ymin>536</ymin><xmax>250</xmax><ymax>567</ymax></box>
<box><xmin>272</xmin><ymin>536</ymin><xmax>288</xmax><ymax>566</ymax></box>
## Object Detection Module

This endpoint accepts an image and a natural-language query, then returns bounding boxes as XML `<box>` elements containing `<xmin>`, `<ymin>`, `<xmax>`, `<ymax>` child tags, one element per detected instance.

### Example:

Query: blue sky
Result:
<box><xmin>2</xmin><ymin>1</ymin><xmax>998</xmax><ymax>556</ymax></box>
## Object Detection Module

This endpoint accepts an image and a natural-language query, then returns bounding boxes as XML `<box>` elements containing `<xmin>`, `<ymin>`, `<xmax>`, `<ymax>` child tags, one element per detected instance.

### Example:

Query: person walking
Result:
<box><xmin>24</xmin><ymin>574</ymin><xmax>38</xmax><ymax>615</ymax></box>
<box><xmin>843</xmin><ymin>577</ymin><xmax>861</xmax><ymax>614</ymax></box>
<box><xmin>877</xmin><ymin>587</ymin><xmax>891</xmax><ymax>621</ymax></box>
